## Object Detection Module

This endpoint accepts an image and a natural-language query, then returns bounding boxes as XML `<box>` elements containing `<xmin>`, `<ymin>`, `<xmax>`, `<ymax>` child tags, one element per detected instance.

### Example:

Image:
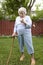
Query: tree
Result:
<box><xmin>2</xmin><ymin>0</ymin><xmax>36</xmax><ymax>20</ymax></box>
<box><xmin>36</xmin><ymin>10</ymin><xmax>43</xmax><ymax>19</ymax></box>
<box><xmin>35</xmin><ymin>4</ymin><xmax>41</xmax><ymax>11</ymax></box>
<box><xmin>27</xmin><ymin>0</ymin><xmax>36</xmax><ymax>15</ymax></box>
<box><xmin>32</xmin><ymin>3</ymin><xmax>43</xmax><ymax>21</ymax></box>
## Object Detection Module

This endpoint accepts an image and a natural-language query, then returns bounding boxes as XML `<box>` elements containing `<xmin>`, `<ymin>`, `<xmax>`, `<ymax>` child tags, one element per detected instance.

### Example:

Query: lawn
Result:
<box><xmin>0</xmin><ymin>36</ymin><xmax>43</xmax><ymax>65</ymax></box>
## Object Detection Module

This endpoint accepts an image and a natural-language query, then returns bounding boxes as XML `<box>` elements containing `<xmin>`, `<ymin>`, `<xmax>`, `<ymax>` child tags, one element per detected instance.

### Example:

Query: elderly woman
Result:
<box><xmin>12</xmin><ymin>7</ymin><xmax>35</xmax><ymax>65</ymax></box>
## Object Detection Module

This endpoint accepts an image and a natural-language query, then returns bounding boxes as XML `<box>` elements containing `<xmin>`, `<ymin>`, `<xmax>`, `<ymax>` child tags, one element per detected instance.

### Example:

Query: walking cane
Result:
<box><xmin>6</xmin><ymin>36</ymin><xmax>15</xmax><ymax>65</ymax></box>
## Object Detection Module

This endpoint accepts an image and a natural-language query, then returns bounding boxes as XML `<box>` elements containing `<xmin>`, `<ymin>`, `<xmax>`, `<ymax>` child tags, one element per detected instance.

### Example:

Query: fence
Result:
<box><xmin>0</xmin><ymin>20</ymin><xmax>14</xmax><ymax>36</ymax></box>
<box><xmin>32</xmin><ymin>20</ymin><xmax>43</xmax><ymax>35</ymax></box>
<box><xmin>0</xmin><ymin>20</ymin><xmax>43</xmax><ymax>36</ymax></box>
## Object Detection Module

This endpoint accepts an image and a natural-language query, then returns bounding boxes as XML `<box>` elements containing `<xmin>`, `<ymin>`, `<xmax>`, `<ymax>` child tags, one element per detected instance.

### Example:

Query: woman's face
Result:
<box><xmin>19</xmin><ymin>11</ymin><xmax>25</xmax><ymax>18</ymax></box>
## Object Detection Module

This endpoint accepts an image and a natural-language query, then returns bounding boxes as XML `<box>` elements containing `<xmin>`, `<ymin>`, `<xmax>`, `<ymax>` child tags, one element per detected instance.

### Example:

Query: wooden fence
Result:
<box><xmin>0</xmin><ymin>20</ymin><xmax>43</xmax><ymax>36</ymax></box>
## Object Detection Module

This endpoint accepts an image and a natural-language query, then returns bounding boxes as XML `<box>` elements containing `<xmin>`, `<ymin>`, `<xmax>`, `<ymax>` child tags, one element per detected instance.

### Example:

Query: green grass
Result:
<box><xmin>0</xmin><ymin>36</ymin><xmax>43</xmax><ymax>65</ymax></box>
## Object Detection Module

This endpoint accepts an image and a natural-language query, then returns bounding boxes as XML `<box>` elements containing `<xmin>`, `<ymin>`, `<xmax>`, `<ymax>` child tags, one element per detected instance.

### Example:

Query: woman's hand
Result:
<box><xmin>20</xmin><ymin>18</ymin><xmax>26</xmax><ymax>25</ymax></box>
<box><xmin>12</xmin><ymin>32</ymin><xmax>17</xmax><ymax>37</ymax></box>
<box><xmin>21</xmin><ymin>18</ymin><xmax>27</xmax><ymax>25</ymax></box>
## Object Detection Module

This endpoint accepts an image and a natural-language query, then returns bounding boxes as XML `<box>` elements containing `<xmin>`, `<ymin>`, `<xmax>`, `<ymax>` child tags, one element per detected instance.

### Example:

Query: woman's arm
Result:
<box><xmin>25</xmin><ymin>16</ymin><xmax>32</xmax><ymax>28</ymax></box>
<box><xmin>21</xmin><ymin>16</ymin><xmax>32</xmax><ymax>28</ymax></box>
<box><xmin>12</xmin><ymin>19</ymin><xmax>17</xmax><ymax>37</ymax></box>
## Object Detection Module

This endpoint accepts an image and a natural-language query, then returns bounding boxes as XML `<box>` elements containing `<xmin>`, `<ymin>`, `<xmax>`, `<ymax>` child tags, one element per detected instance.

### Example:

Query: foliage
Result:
<box><xmin>36</xmin><ymin>10</ymin><xmax>43</xmax><ymax>19</ymax></box>
<box><xmin>1</xmin><ymin>0</ymin><xmax>42</xmax><ymax>21</ymax></box>
<box><xmin>32</xmin><ymin>10</ymin><xmax>43</xmax><ymax>21</ymax></box>
<box><xmin>1</xmin><ymin>0</ymin><xmax>36</xmax><ymax>20</ymax></box>
<box><xmin>1</xmin><ymin>0</ymin><xmax>29</xmax><ymax>20</ymax></box>
<box><xmin>0</xmin><ymin>9</ymin><xmax>4</xmax><ymax>20</ymax></box>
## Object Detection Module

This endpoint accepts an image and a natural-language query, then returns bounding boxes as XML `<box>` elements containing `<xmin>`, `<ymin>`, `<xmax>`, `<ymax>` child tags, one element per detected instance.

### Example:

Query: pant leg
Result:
<box><xmin>23</xmin><ymin>29</ymin><xmax>34</xmax><ymax>54</ymax></box>
<box><xmin>18</xmin><ymin>35</ymin><xmax>24</xmax><ymax>53</ymax></box>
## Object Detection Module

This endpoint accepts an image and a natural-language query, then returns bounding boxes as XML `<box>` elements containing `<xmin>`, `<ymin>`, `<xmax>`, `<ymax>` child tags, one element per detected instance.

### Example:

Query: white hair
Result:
<box><xmin>18</xmin><ymin>7</ymin><xmax>27</xmax><ymax>14</ymax></box>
